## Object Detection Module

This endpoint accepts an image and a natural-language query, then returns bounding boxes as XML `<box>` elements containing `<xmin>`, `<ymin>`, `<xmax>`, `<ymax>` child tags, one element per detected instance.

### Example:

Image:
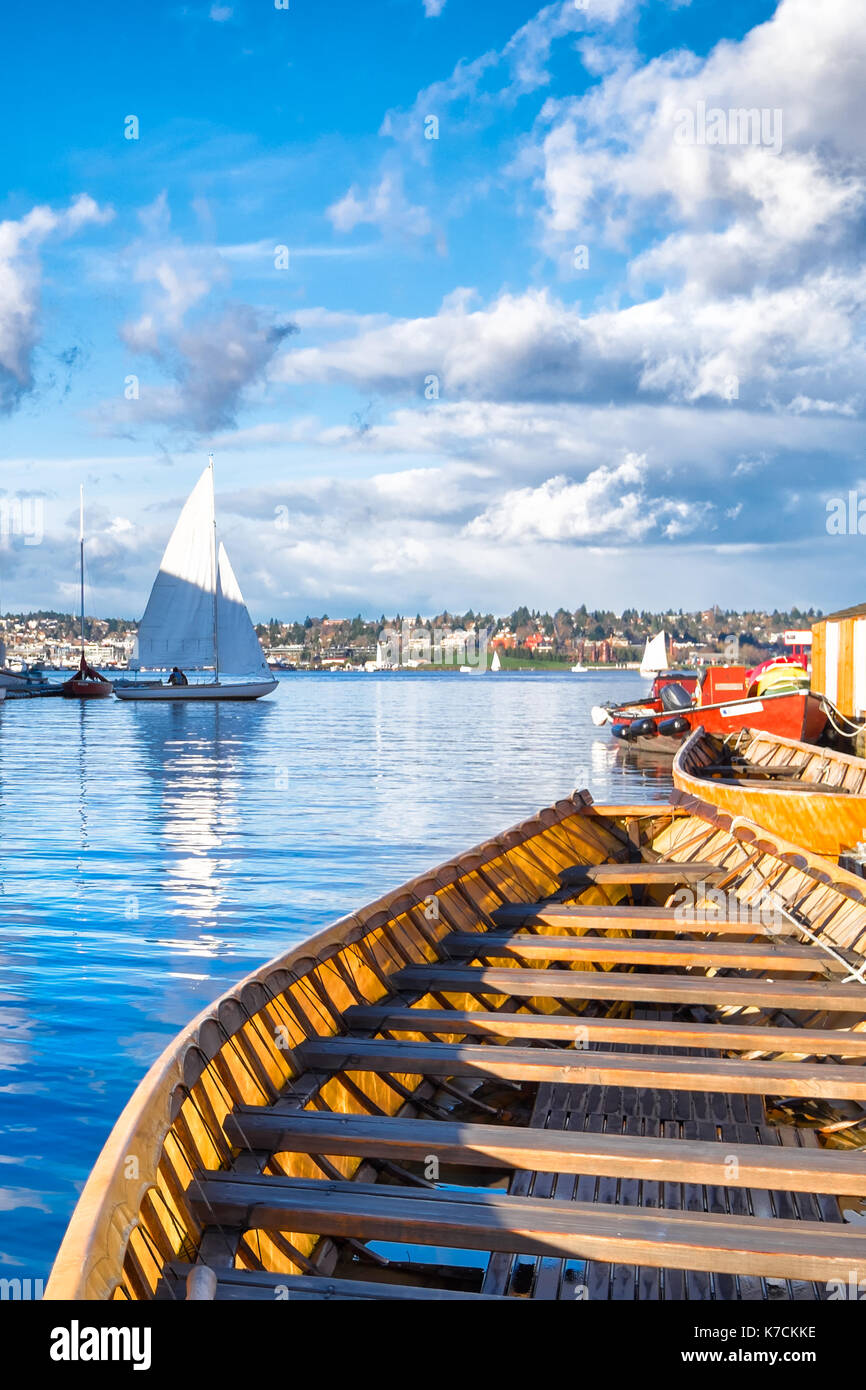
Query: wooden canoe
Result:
<box><xmin>46</xmin><ymin>791</ymin><xmax>866</xmax><ymax>1302</ymax></box>
<box><xmin>673</xmin><ymin>726</ymin><xmax>866</xmax><ymax>859</ymax></box>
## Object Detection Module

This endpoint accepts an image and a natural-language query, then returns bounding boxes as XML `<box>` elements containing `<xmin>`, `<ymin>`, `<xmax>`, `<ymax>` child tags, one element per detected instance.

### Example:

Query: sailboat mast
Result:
<box><xmin>79</xmin><ymin>484</ymin><xmax>85</xmax><ymax>659</ymax></box>
<box><xmin>209</xmin><ymin>453</ymin><xmax>220</xmax><ymax>682</ymax></box>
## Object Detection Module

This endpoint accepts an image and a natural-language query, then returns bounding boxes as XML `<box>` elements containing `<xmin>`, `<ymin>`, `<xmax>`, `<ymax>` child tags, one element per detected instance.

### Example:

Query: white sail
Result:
<box><xmin>131</xmin><ymin>467</ymin><xmax>217</xmax><ymax>671</ymax></box>
<box><xmin>490</xmin><ymin>649</ymin><xmax>502</xmax><ymax>672</ymax></box>
<box><xmin>640</xmin><ymin>630</ymin><xmax>669</xmax><ymax>680</ymax></box>
<box><xmin>131</xmin><ymin>466</ymin><xmax>268</xmax><ymax>676</ymax></box>
<box><xmin>216</xmin><ymin>543</ymin><xmax>270</xmax><ymax>676</ymax></box>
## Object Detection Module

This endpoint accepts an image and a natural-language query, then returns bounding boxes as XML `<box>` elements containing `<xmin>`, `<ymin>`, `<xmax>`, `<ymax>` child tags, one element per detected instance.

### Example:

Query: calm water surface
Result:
<box><xmin>0</xmin><ymin>668</ymin><xmax>671</xmax><ymax>1281</ymax></box>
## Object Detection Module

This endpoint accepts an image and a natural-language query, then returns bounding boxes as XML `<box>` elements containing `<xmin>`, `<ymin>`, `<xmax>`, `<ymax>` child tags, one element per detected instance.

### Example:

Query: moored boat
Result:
<box><xmin>673</xmin><ymin>725</ymin><xmax>866</xmax><ymax>859</ymax></box>
<box><xmin>114</xmin><ymin>458</ymin><xmax>276</xmax><ymax>703</ymax></box>
<box><xmin>61</xmin><ymin>656</ymin><xmax>114</xmax><ymax>700</ymax></box>
<box><xmin>47</xmin><ymin>789</ymin><xmax>866</xmax><ymax>1302</ymax></box>
<box><xmin>597</xmin><ymin>663</ymin><xmax>827</xmax><ymax>755</ymax></box>
<box><xmin>0</xmin><ymin>666</ymin><xmax>35</xmax><ymax>691</ymax></box>
<box><xmin>61</xmin><ymin>488</ymin><xmax>114</xmax><ymax>699</ymax></box>
<box><xmin>611</xmin><ymin>687</ymin><xmax>827</xmax><ymax>754</ymax></box>
<box><xmin>639</xmin><ymin>630</ymin><xmax>669</xmax><ymax>680</ymax></box>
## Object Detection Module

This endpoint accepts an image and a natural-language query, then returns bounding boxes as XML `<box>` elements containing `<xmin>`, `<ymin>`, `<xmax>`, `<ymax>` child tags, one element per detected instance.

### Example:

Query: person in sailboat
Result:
<box><xmin>168</xmin><ymin>667</ymin><xmax>189</xmax><ymax>687</ymax></box>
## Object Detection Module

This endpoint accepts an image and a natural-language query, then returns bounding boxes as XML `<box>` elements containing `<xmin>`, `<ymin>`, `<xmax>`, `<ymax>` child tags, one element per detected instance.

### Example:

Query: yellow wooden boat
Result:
<box><xmin>46</xmin><ymin>790</ymin><xmax>866</xmax><ymax>1302</ymax></box>
<box><xmin>673</xmin><ymin>726</ymin><xmax>866</xmax><ymax>860</ymax></box>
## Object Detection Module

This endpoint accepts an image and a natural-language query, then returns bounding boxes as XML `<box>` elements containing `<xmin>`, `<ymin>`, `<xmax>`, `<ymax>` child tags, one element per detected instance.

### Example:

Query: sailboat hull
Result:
<box><xmin>0</xmin><ymin>669</ymin><xmax>32</xmax><ymax>691</ymax></box>
<box><xmin>62</xmin><ymin>680</ymin><xmax>114</xmax><ymax>699</ymax></box>
<box><xmin>113</xmin><ymin>679</ymin><xmax>277</xmax><ymax>702</ymax></box>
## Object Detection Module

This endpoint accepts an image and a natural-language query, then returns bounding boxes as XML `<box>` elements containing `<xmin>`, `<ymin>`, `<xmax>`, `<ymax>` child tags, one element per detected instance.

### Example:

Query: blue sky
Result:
<box><xmin>0</xmin><ymin>0</ymin><xmax>862</xmax><ymax>619</ymax></box>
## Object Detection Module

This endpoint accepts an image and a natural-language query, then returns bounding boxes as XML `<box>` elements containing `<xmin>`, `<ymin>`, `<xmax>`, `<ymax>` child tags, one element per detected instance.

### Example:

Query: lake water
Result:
<box><xmin>0</xmin><ymin>668</ymin><xmax>672</xmax><ymax>1284</ymax></box>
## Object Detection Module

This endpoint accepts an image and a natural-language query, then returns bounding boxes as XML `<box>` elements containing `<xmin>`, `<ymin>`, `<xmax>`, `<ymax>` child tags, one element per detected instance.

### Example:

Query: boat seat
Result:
<box><xmin>158</xmin><ymin>1263</ymin><xmax>508</xmax><ymax>1300</ymax></box>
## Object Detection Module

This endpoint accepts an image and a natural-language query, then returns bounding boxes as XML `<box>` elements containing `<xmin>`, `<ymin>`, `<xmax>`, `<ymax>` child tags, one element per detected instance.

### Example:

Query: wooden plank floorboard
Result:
<box><xmin>448</xmin><ymin>932</ymin><xmax>846</xmax><ymax>973</ymax></box>
<box><xmin>560</xmin><ymin>862</ymin><xmax>726</xmax><ymax>886</ymax></box>
<box><xmin>295</xmin><ymin>1036</ymin><xmax>866</xmax><ymax>1100</ymax></box>
<box><xmin>394</xmin><ymin>965</ymin><xmax>866</xmax><ymax>1013</ymax></box>
<box><xmin>343</xmin><ymin>1006</ymin><xmax>866</xmax><ymax>1055</ymax></box>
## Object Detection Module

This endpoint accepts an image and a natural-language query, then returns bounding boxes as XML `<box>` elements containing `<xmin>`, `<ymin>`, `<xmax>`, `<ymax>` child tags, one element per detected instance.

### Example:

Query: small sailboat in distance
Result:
<box><xmin>639</xmin><ymin>630</ymin><xmax>669</xmax><ymax>682</ymax></box>
<box><xmin>490</xmin><ymin>648</ymin><xmax>502</xmax><ymax>672</ymax></box>
<box><xmin>61</xmin><ymin>486</ymin><xmax>113</xmax><ymax>699</ymax></box>
<box><xmin>114</xmin><ymin>458</ymin><xmax>277</xmax><ymax>702</ymax></box>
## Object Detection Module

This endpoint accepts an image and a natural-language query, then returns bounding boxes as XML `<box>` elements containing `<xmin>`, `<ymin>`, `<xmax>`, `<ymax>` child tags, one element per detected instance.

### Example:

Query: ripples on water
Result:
<box><xmin>0</xmin><ymin>668</ymin><xmax>671</xmax><ymax>1281</ymax></box>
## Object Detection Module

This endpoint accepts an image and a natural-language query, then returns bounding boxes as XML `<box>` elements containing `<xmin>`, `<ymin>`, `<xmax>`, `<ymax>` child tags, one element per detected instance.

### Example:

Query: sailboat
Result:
<box><xmin>639</xmin><ymin>630</ymin><xmax>669</xmax><ymax>682</ymax></box>
<box><xmin>490</xmin><ymin>649</ymin><xmax>502</xmax><ymax>672</ymax></box>
<box><xmin>61</xmin><ymin>487</ymin><xmax>114</xmax><ymax>699</ymax></box>
<box><xmin>114</xmin><ymin>460</ymin><xmax>277</xmax><ymax>702</ymax></box>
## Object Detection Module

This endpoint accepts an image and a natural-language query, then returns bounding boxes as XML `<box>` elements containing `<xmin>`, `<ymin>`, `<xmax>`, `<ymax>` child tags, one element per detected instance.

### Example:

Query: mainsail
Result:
<box><xmin>640</xmin><ymin>630</ymin><xmax>669</xmax><ymax>680</ymax></box>
<box><xmin>131</xmin><ymin>466</ymin><xmax>268</xmax><ymax>675</ymax></box>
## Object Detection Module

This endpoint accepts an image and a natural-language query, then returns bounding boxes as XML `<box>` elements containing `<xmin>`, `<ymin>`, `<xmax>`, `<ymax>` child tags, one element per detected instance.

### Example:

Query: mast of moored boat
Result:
<box><xmin>79</xmin><ymin>484</ymin><xmax>85</xmax><ymax>661</ymax></box>
<box><xmin>208</xmin><ymin>453</ymin><xmax>220</xmax><ymax>686</ymax></box>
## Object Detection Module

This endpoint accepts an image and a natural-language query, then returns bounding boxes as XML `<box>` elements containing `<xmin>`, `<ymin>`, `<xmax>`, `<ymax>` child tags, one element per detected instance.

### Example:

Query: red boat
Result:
<box><xmin>61</xmin><ymin>487</ymin><xmax>114</xmax><ymax>700</ymax></box>
<box><xmin>595</xmin><ymin>664</ymin><xmax>827</xmax><ymax>754</ymax></box>
<box><xmin>61</xmin><ymin>655</ymin><xmax>114</xmax><ymax>700</ymax></box>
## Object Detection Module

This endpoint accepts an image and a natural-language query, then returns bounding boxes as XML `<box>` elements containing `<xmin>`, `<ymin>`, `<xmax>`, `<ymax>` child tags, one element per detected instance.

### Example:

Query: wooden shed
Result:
<box><xmin>811</xmin><ymin>603</ymin><xmax>866</xmax><ymax>728</ymax></box>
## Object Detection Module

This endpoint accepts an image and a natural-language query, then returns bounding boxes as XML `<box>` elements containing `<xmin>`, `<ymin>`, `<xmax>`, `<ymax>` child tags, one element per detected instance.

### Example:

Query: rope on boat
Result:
<box><xmin>818</xmin><ymin>695</ymin><xmax>866</xmax><ymax>740</ymax></box>
<box><xmin>725</xmin><ymin>817</ymin><xmax>866</xmax><ymax>985</ymax></box>
<box><xmin>778</xmin><ymin>904</ymin><xmax>866</xmax><ymax>986</ymax></box>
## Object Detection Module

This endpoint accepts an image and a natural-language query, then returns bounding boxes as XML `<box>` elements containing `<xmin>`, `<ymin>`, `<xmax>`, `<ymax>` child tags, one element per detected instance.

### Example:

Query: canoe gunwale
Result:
<box><xmin>45</xmin><ymin>784</ymin><xmax>866</xmax><ymax>1302</ymax></box>
<box><xmin>672</xmin><ymin>726</ymin><xmax>866</xmax><ymax>858</ymax></box>
<box><xmin>46</xmin><ymin>787</ymin><xmax>613</xmax><ymax>1300</ymax></box>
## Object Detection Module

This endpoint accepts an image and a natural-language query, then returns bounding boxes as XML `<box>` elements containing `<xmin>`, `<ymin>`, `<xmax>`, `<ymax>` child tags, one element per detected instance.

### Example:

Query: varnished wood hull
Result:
<box><xmin>673</xmin><ymin>727</ymin><xmax>866</xmax><ymax>858</ymax></box>
<box><xmin>46</xmin><ymin>791</ymin><xmax>866</xmax><ymax>1302</ymax></box>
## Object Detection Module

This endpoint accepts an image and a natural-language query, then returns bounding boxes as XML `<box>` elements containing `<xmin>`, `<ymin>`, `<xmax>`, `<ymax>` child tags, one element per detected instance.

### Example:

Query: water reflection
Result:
<box><xmin>0</xmin><ymin>669</ymin><xmax>671</xmax><ymax>1280</ymax></box>
<box><xmin>129</xmin><ymin>700</ymin><xmax>273</xmax><ymax>933</ymax></box>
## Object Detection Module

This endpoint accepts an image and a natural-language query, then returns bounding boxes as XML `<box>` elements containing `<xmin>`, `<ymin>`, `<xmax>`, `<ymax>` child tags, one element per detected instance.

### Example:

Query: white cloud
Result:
<box><xmin>383</xmin><ymin>0</ymin><xmax>635</xmax><ymax>151</ymax></box>
<box><xmin>534</xmin><ymin>0</ymin><xmax>866</xmax><ymax>297</ymax></box>
<box><xmin>423</xmin><ymin>0</ymin><xmax>446</xmax><ymax>16</ymax></box>
<box><xmin>271</xmin><ymin>276</ymin><xmax>866</xmax><ymax>412</ymax></box>
<box><xmin>102</xmin><ymin>197</ymin><xmax>298</xmax><ymax>433</ymax></box>
<box><xmin>0</xmin><ymin>195</ymin><xmax>112</xmax><ymax>411</ymax></box>
<box><xmin>327</xmin><ymin>173</ymin><xmax>431</xmax><ymax>239</ymax></box>
<box><xmin>465</xmin><ymin>454</ymin><xmax>709</xmax><ymax>543</ymax></box>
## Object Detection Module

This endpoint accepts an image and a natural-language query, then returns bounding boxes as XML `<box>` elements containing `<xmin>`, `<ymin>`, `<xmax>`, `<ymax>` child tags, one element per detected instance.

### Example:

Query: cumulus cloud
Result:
<box><xmin>535</xmin><ymin>0</ymin><xmax>866</xmax><ymax>294</ymax></box>
<box><xmin>121</xmin><ymin>305</ymin><xmax>298</xmax><ymax>433</ymax></box>
<box><xmin>465</xmin><ymin>454</ymin><xmax>709</xmax><ymax>543</ymax></box>
<box><xmin>214</xmin><ymin>0</ymin><xmax>866</xmax><ymax>610</ymax></box>
<box><xmin>328</xmin><ymin>172</ymin><xmax>431</xmax><ymax>239</ymax></box>
<box><xmin>224</xmin><ymin>460</ymin><xmax>493</xmax><ymax>530</ymax></box>
<box><xmin>268</xmin><ymin>0</ymin><xmax>866</xmax><ymax>417</ymax></box>
<box><xmin>271</xmin><ymin>278</ymin><xmax>866</xmax><ymax>412</ymax></box>
<box><xmin>422</xmin><ymin>0</ymin><xmax>446</xmax><ymax>15</ymax></box>
<box><xmin>0</xmin><ymin>195</ymin><xmax>112</xmax><ymax>412</ymax></box>
<box><xmin>100</xmin><ymin>196</ymin><xmax>297</xmax><ymax>434</ymax></box>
